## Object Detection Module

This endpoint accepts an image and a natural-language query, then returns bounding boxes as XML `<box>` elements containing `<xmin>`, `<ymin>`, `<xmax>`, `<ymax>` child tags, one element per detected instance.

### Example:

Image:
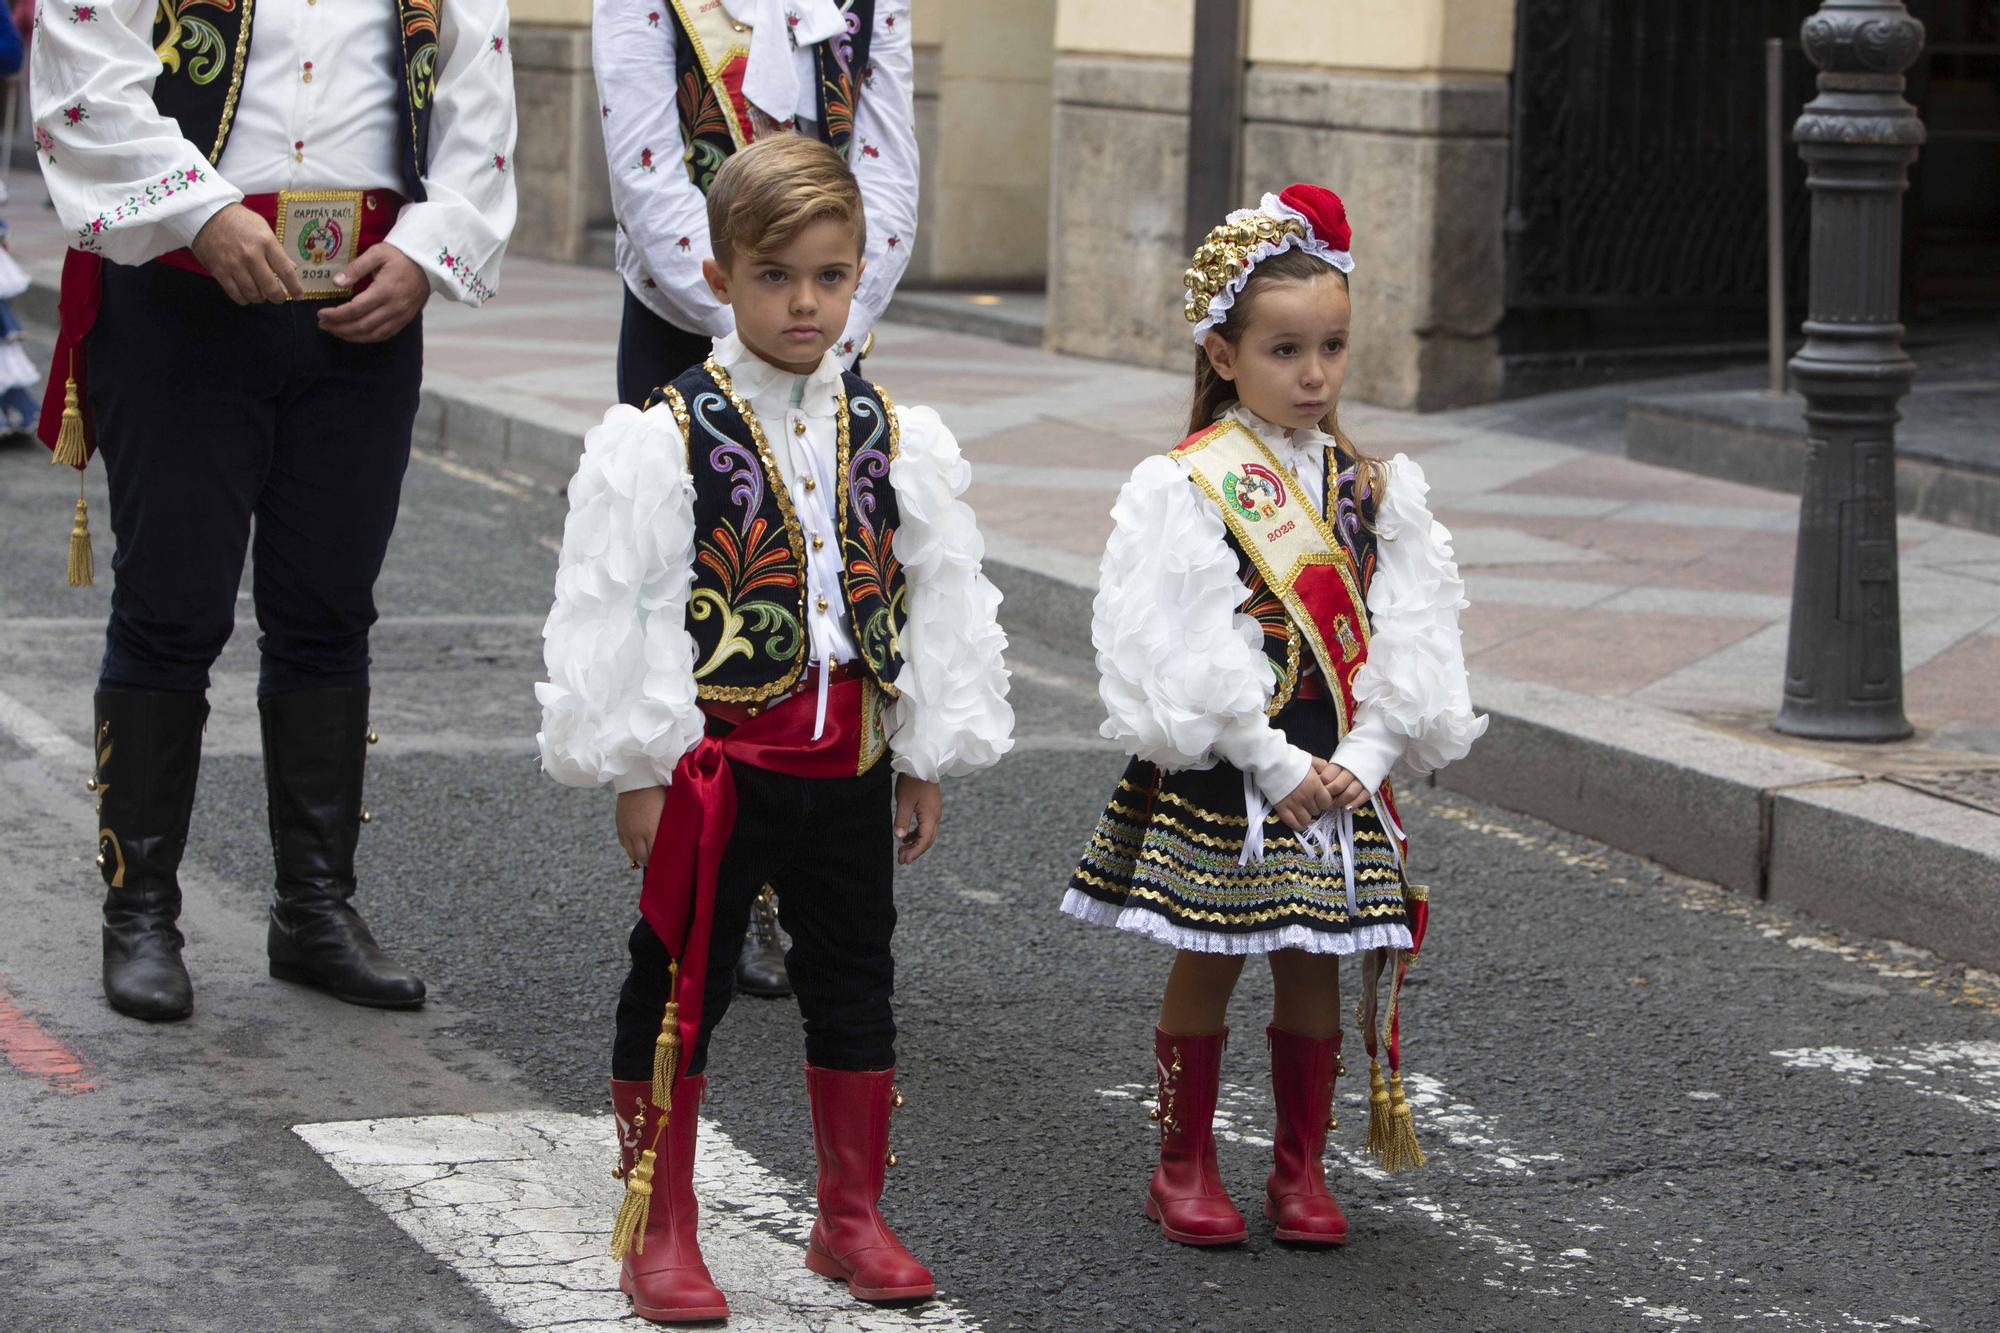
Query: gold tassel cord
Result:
<box><xmin>1364</xmin><ymin>1058</ymin><xmax>1393</xmax><ymax>1163</ymax></box>
<box><xmin>1380</xmin><ymin>1070</ymin><xmax>1427</xmax><ymax>1173</ymax></box>
<box><xmin>51</xmin><ymin>354</ymin><xmax>88</xmax><ymax>469</ymax></box>
<box><xmin>651</xmin><ymin>960</ymin><xmax>680</xmax><ymax>1113</ymax></box>
<box><xmin>607</xmin><ymin>1147</ymin><xmax>656</xmax><ymax>1260</ymax></box>
<box><xmin>66</xmin><ymin>487</ymin><xmax>93</xmax><ymax>588</ymax></box>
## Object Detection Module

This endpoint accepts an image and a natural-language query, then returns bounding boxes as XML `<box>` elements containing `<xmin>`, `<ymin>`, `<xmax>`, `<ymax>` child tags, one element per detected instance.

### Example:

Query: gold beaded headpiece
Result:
<box><xmin>1183</xmin><ymin>186</ymin><xmax>1356</xmax><ymax>343</ymax></box>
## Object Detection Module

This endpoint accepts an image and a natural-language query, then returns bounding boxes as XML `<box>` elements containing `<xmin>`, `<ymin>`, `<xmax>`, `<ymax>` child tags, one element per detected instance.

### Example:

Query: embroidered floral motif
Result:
<box><xmin>34</xmin><ymin>126</ymin><xmax>54</xmax><ymax>164</ymax></box>
<box><xmin>637</xmin><ymin>147</ymin><xmax>657</xmax><ymax>173</ymax></box>
<box><xmin>676</xmin><ymin>66</ymin><xmax>732</xmax><ymax>191</ymax></box>
<box><xmin>70</xmin><ymin>4</ymin><xmax>99</xmax><ymax>21</ymax></box>
<box><xmin>75</xmin><ymin>165</ymin><xmax>208</xmax><ymax>252</ymax></box>
<box><xmin>62</xmin><ymin>103</ymin><xmax>88</xmax><ymax>126</ymax></box>
<box><xmin>491</xmin><ymin>35</ymin><xmax>504</xmax><ymax>53</ymax></box>
<box><xmin>859</xmin><ymin>141</ymin><xmax>879</xmax><ymax>160</ymax></box>
<box><xmin>436</xmin><ymin>248</ymin><xmax>496</xmax><ymax>303</ymax></box>
<box><xmin>404</xmin><ymin>0</ymin><xmax>441</xmax><ymax>111</ymax></box>
<box><xmin>676</xmin><ymin>237</ymin><xmax>691</xmax><ymax>252</ymax></box>
<box><xmin>886</xmin><ymin>234</ymin><xmax>900</xmax><ymax>248</ymax></box>
<box><xmin>646</xmin><ymin>9</ymin><xmax>660</xmax><ymax>24</ymax></box>
<box><xmin>492</xmin><ymin>153</ymin><xmax>507</xmax><ymax>171</ymax></box>
<box><xmin>154</xmin><ymin>0</ymin><xmax>236</xmax><ymax>85</ymax></box>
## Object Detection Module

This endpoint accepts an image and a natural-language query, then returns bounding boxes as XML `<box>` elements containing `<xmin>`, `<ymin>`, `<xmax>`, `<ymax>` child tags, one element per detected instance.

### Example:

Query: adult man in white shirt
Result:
<box><xmin>33</xmin><ymin>0</ymin><xmax>518</xmax><ymax>1023</ymax></box>
<box><xmin>594</xmin><ymin>0</ymin><xmax>918</xmax><ymax>998</ymax></box>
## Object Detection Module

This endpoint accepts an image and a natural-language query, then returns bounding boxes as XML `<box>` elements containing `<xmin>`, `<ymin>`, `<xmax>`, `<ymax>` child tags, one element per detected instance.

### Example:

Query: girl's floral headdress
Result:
<box><xmin>1183</xmin><ymin>183</ymin><xmax>1354</xmax><ymax>344</ymax></box>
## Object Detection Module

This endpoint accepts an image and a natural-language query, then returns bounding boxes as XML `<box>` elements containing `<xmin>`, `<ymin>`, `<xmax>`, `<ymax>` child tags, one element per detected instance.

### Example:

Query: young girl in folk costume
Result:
<box><xmin>538</xmin><ymin>136</ymin><xmax>1011</xmax><ymax>1323</ymax></box>
<box><xmin>1063</xmin><ymin>184</ymin><xmax>1484</xmax><ymax>1249</ymax></box>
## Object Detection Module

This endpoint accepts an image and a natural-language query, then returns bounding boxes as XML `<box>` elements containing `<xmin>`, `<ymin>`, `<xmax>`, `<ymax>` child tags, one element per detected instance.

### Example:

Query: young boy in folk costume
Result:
<box><xmin>536</xmin><ymin>136</ymin><xmax>1012</xmax><ymax>1321</ymax></box>
<box><xmin>595</xmin><ymin>0</ymin><xmax>920</xmax><ymax>1001</ymax></box>
<box><xmin>1063</xmin><ymin>185</ymin><xmax>1485</xmax><ymax>1249</ymax></box>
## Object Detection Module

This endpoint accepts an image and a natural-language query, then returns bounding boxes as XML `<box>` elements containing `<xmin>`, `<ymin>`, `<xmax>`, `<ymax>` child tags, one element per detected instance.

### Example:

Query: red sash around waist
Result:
<box><xmin>639</xmin><ymin>675</ymin><xmax>878</xmax><ymax>1076</ymax></box>
<box><xmin>37</xmin><ymin>188</ymin><xmax>406</xmax><ymax>466</ymax></box>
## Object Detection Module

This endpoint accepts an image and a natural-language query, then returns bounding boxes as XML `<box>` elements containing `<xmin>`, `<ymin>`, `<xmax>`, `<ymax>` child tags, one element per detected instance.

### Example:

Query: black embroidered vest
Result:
<box><xmin>1228</xmin><ymin>446</ymin><xmax>1380</xmax><ymax>715</ymax></box>
<box><xmin>149</xmin><ymin>0</ymin><xmax>439</xmax><ymax>200</ymax></box>
<box><xmin>668</xmin><ymin>0</ymin><xmax>875</xmax><ymax>194</ymax></box>
<box><xmin>659</xmin><ymin>359</ymin><xmax>906</xmax><ymax>702</ymax></box>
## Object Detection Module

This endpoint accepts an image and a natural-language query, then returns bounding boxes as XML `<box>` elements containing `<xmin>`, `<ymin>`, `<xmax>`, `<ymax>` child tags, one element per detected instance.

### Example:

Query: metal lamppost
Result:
<box><xmin>1773</xmin><ymin>0</ymin><xmax>1926</xmax><ymax>742</ymax></box>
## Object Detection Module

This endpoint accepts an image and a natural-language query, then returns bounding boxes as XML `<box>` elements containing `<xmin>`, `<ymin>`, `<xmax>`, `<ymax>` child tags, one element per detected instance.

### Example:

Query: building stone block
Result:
<box><xmin>508</xmin><ymin>26</ymin><xmax>613</xmax><ymax>264</ymax></box>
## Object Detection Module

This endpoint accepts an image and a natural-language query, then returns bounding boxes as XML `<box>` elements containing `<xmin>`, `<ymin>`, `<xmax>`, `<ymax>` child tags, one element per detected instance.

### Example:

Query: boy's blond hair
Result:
<box><xmin>706</xmin><ymin>136</ymin><xmax>866</xmax><ymax>269</ymax></box>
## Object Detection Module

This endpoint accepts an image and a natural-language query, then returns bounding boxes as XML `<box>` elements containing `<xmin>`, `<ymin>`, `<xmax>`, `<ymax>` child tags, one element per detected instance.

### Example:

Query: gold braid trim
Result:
<box><xmin>210</xmin><ymin>0</ymin><xmax>256</xmax><ymax>164</ymax></box>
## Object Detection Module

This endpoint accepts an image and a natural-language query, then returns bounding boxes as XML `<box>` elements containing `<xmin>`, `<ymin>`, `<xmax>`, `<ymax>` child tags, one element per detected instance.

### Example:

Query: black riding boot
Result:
<box><xmin>261</xmin><ymin>687</ymin><xmax>425</xmax><ymax>1009</ymax></box>
<box><xmin>95</xmin><ymin>689</ymin><xmax>208</xmax><ymax>1023</ymax></box>
<box><xmin>734</xmin><ymin>884</ymin><xmax>792</xmax><ymax>998</ymax></box>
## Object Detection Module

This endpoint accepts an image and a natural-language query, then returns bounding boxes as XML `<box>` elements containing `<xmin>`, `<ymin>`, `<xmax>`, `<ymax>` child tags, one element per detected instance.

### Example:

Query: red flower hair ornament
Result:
<box><xmin>1184</xmin><ymin>182</ymin><xmax>1355</xmax><ymax>342</ymax></box>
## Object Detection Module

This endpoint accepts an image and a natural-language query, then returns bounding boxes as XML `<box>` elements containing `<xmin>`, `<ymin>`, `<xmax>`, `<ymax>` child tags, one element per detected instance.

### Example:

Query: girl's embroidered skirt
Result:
<box><xmin>1061</xmin><ymin>697</ymin><xmax>1413</xmax><ymax>956</ymax></box>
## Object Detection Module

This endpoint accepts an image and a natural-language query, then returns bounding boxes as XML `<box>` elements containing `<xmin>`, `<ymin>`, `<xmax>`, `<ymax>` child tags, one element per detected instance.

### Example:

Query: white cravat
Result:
<box><xmin>721</xmin><ymin>0</ymin><xmax>844</xmax><ymax>122</ymax></box>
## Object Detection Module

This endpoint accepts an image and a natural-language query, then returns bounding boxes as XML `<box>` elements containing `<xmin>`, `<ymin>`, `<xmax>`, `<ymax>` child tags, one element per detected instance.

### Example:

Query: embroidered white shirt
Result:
<box><xmin>593</xmin><ymin>0</ymin><xmax>918</xmax><ymax>353</ymax></box>
<box><xmin>31</xmin><ymin>0</ymin><xmax>519</xmax><ymax>307</ymax></box>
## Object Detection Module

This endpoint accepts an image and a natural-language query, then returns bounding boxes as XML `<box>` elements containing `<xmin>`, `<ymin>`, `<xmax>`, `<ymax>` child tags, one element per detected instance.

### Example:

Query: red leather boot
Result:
<box><xmin>610</xmin><ymin>1078</ymin><xmax>729</xmax><ymax>1323</ymax></box>
<box><xmin>1145</xmin><ymin>1027</ymin><xmax>1248</xmax><ymax>1246</ymax></box>
<box><xmin>803</xmin><ymin>1065</ymin><xmax>936</xmax><ymax>1303</ymax></box>
<box><xmin>1265</xmin><ymin>1026</ymin><xmax>1349</xmax><ymax>1245</ymax></box>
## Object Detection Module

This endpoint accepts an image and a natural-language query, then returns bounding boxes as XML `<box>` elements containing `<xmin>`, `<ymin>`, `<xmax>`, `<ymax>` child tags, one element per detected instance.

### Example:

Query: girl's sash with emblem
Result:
<box><xmin>1173</xmin><ymin>419</ymin><xmax>1372</xmax><ymax>729</ymax></box>
<box><xmin>1173</xmin><ymin>417</ymin><xmax>1431</xmax><ymax>1173</ymax></box>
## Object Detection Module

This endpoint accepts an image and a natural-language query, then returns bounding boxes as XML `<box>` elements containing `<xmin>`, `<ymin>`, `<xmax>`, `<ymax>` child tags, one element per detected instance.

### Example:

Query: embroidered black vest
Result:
<box><xmin>668</xmin><ymin>0</ymin><xmax>875</xmax><ymax>194</ymax></box>
<box><xmin>658</xmin><ymin>359</ymin><xmax>906</xmax><ymax>702</ymax></box>
<box><xmin>149</xmin><ymin>0</ymin><xmax>439</xmax><ymax>201</ymax></box>
<box><xmin>1228</xmin><ymin>446</ymin><xmax>1380</xmax><ymax>715</ymax></box>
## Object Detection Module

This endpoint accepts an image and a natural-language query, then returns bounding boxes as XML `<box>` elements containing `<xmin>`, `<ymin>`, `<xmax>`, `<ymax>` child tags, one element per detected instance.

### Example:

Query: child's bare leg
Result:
<box><xmin>1158</xmin><ymin>949</ymin><xmax>1248</xmax><ymax>1034</ymax></box>
<box><xmin>1268</xmin><ymin>948</ymin><xmax>1341</xmax><ymax>1037</ymax></box>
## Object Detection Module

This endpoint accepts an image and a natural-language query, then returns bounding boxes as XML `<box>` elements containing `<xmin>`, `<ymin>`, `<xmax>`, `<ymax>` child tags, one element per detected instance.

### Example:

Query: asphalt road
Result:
<box><xmin>2</xmin><ymin>432</ymin><xmax>1995</xmax><ymax>1333</ymax></box>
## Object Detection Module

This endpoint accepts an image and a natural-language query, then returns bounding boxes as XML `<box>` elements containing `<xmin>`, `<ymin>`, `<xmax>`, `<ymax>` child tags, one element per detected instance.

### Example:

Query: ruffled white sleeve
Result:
<box><xmin>535</xmin><ymin>403</ymin><xmax>706</xmax><ymax>791</ymax></box>
<box><xmin>1094</xmin><ymin>456</ymin><xmax>1313</xmax><ymax>806</ymax></box>
<box><xmin>1331</xmin><ymin>454</ymin><xmax>1487</xmax><ymax>790</ymax></box>
<box><xmin>884</xmin><ymin>405</ymin><xmax>1015</xmax><ymax>781</ymax></box>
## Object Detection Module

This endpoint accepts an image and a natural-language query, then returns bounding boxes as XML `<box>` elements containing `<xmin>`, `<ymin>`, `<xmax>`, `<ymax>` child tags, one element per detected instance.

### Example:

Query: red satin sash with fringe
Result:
<box><xmin>638</xmin><ymin>677</ymin><xmax>874</xmax><ymax>1077</ymax></box>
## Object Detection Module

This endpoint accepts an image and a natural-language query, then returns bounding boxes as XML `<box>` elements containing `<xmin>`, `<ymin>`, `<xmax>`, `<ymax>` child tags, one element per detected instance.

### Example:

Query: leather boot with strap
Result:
<box><xmin>1146</xmin><ymin>1027</ymin><xmax>1247</xmax><ymax>1246</ymax></box>
<box><xmin>94</xmin><ymin>689</ymin><xmax>208</xmax><ymax>1023</ymax></box>
<box><xmin>261</xmin><ymin>687</ymin><xmax>425</xmax><ymax>1008</ymax></box>
<box><xmin>611</xmin><ymin>1077</ymin><xmax>729</xmax><ymax>1324</ymax></box>
<box><xmin>803</xmin><ymin>1064</ymin><xmax>935</xmax><ymax>1304</ymax></box>
<box><xmin>733</xmin><ymin>883</ymin><xmax>792</xmax><ymax>998</ymax></box>
<box><xmin>1265</xmin><ymin>1025</ymin><xmax>1349</xmax><ymax>1245</ymax></box>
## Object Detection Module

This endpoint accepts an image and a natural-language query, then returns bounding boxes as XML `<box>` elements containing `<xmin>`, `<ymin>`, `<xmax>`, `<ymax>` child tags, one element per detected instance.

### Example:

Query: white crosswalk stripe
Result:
<box><xmin>294</xmin><ymin>1111</ymin><xmax>984</xmax><ymax>1333</ymax></box>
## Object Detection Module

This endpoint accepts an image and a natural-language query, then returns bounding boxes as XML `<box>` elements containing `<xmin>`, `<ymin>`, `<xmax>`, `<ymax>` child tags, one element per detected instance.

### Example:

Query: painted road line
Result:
<box><xmin>1099</xmin><ymin>1076</ymin><xmax>1906</xmax><ymax>1332</ymax></box>
<box><xmin>0</xmin><ymin>685</ymin><xmax>89</xmax><ymax>767</ymax></box>
<box><xmin>295</xmin><ymin>1110</ymin><xmax>984</xmax><ymax>1333</ymax></box>
<box><xmin>1772</xmin><ymin>1041</ymin><xmax>2000</xmax><ymax>1119</ymax></box>
<box><xmin>0</xmin><ymin>990</ymin><xmax>94</xmax><ymax>1094</ymax></box>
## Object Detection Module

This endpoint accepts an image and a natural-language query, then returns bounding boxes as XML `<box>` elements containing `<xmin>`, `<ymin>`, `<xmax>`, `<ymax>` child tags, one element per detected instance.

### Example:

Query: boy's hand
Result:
<box><xmin>894</xmin><ymin>775</ymin><xmax>942</xmax><ymax>866</ymax></box>
<box><xmin>1315</xmin><ymin>757</ymin><xmax>1369</xmax><ymax>811</ymax></box>
<box><xmin>1273</xmin><ymin>769</ymin><xmax>1334</xmax><ymax>832</ymax></box>
<box><xmin>616</xmin><ymin>786</ymin><xmax>667</xmax><ymax>868</ymax></box>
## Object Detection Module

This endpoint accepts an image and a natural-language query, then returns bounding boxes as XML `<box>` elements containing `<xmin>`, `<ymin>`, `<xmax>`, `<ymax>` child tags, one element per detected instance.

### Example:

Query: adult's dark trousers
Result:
<box><xmin>613</xmin><ymin>755</ymin><xmax>898</xmax><ymax>1079</ymax></box>
<box><xmin>616</xmin><ymin>282</ymin><xmax>712</xmax><ymax>409</ymax></box>
<box><xmin>87</xmin><ymin>260</ymin><xmax>423</xmax><ymax>696</ymax></box>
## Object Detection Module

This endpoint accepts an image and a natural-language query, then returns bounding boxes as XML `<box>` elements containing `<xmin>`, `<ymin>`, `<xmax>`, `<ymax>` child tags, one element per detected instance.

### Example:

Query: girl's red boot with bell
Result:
<box><xmin>610</xmin><ymin>1078</ymin><xmax>730</xmax><ymax>1323</ymax></box>
<box><xmin>1264</xmin><ymin>1025</ymin><xmax>1349</xmax><ymax>1245</ymax></box>
<box><xmin>803</xmin><ymin>1064</ymin><xmax>936</xmax><ymax>1304</ymax></box>
<box><xmin>1145</xmin><ymin>1027</ymin><xmax>1248</xmax><ymax>1246</ymax></box>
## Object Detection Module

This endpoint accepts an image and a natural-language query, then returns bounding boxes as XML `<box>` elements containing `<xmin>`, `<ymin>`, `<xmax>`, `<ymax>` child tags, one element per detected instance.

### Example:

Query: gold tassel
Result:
<box><xmin>51</xmin><ymin>355</ymin><xmax>88</xmax><ymax>469</ymax></box>
<box><xmin>66</xmin><ymin>490</ymin><xmax>93</xmax><ymax>588</ymax></box>
<box><xmin>608</xmin><ymin>1147</ymin><xmax>656</xmax><ymax>1260</ymax></box>
<box><xmin>1364</xmin><ymin>1058</ymin><xmax>1393</xmax><ymax>1163</ymax></box>
<box><xmin>1380</xmin><ymin>1070</ymin><xmax>1426</xmax><ymax>1172</ymax></box>
<box><xmin>651</xmin><ymin>960</ymin><xmax>680</xmax><ymax>1113</ymax></box>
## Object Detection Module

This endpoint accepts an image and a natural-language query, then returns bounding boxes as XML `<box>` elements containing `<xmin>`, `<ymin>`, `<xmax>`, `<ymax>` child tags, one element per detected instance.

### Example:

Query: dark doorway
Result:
<box><xmin>1502</xmin><ymin>0</ymin><xmax>1998</xmax><ymax>375</ymax></box>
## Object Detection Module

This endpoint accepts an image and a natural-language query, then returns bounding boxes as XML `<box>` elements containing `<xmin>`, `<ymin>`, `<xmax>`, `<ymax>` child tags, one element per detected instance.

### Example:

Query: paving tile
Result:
<box><xmin>1471</xmin><ymin>608</ymin><xmax>1767</xmax><ymax>699</ymax></box>
<box><xmin>1905</xmin><ymin>633</ymin><xmax>2000</xmax><ymax>729</ymax></box>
